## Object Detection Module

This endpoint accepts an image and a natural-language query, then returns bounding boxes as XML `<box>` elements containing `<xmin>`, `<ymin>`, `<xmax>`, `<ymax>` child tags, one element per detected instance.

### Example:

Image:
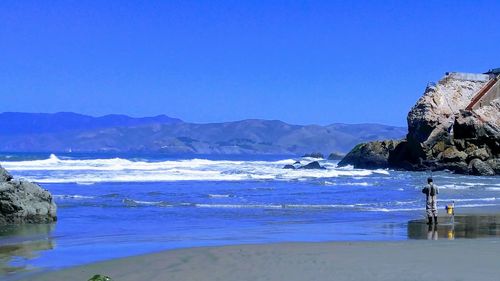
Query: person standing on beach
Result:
<box><xmin>422</xmin><ymin>177</ymin><xmax>439</xmax><ymax>225</ymax></box>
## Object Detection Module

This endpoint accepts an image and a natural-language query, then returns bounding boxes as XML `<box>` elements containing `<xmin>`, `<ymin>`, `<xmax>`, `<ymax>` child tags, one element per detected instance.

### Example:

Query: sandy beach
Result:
<box><xmin>5</xmin><ymin>212</ymin><xmax>499</xmax><ymax>281</ymax></box>
<box><xmin>17</xmin><ymin>238</ymin><xmax>500</xmax><ymax>281</ymax></box>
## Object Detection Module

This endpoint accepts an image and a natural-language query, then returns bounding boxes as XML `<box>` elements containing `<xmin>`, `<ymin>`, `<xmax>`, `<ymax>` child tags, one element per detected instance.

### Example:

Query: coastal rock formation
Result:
<box><xmin>299</xmin><ymin>161</ymin><xmax>326</xmax><ymax>170</ymax></box>
<box><xmin>283</xmin><ymin>160</ymin><xmax>326</xmax><ymax>170</ymax></box>
<box><xmin>302</xmin><ymin>152</ymin><xmax>324</xmax><ymax>159</ymax></box>
<box><xmin>338</xmin><ymin>140</ymin><xmax>401</xmax><ymax>169</ymax></box>
<box><xmin>327</xmin><ymin>152</ymin><xmax>344</xmax><ymax>160</ymax></box>
<box><xmin>0</xmin><ymin>165</ymin><xmax>57</xmax><ymax>224</ymax></box>
<box><xmin>0</xmin><ymin>166</ymin><xmax>13</xmax><ymax>182</ymax></box>
<box><xmin>339</xmin><ymin>71</ymin><xmax>500</xmax><ymax>175</ymax></box>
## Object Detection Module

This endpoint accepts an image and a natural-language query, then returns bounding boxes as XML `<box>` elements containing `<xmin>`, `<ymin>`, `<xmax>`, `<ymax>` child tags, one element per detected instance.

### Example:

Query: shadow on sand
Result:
<box><xmin>408</xmin><ymin>214</ymin><xmax>500</xmax><ymax>240</ymax></box>
<box><xmin>0</xmin><ymin>223</ymin><xmax>56</xmax><ymax>276</ymax></box>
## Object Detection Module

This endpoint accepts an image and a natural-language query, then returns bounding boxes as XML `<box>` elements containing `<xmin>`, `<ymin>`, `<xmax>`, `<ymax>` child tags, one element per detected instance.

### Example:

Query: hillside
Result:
<box><xmin>0</xmin><ymin>113</ymin><xmax>406</xmax><ymax>155</ymax></box>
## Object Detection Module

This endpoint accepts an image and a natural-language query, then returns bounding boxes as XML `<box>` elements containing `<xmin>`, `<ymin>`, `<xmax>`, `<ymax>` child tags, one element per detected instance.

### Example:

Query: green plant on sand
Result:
<box><xmin>88</xmin><ymin>274</ymin><xmax>112</xmax><ymax>281</ymax></box>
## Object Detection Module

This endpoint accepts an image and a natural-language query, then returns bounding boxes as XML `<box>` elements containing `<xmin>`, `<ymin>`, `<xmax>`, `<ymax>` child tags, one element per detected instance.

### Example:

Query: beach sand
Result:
<box><xmin>17</xmin><ymin>238</ymin><xmax>499</xmax><ymax>281</ymax></box>
<box><xmin>11</xmin><ymin>212</ymin><xmax>500</xmax><ymax>281</ymax></box>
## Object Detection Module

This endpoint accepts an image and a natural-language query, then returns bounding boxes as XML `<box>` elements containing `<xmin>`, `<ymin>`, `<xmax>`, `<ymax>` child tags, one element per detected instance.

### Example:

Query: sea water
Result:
<box><xmin>0</xmin><ymin>153</ymin><xmax>499</xmax><ymax>276</ymax></box>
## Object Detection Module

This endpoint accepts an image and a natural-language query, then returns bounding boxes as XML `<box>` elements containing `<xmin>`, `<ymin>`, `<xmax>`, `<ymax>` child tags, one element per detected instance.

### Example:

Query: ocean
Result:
<box><xmin>1</xmin><ymin>153</ymin><xmax>499</xmax><ymax>276</ymax></box>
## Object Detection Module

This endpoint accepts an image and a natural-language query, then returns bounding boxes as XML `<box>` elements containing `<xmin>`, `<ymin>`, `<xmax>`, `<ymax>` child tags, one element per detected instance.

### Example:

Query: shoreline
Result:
<box><xmin>15</xmin><ymin>238</ymin><xmax>500</xmax><ymax>281</ymax></box>
<box><xmin>4</xmin><ymin>207</ymin><xmax>500</xmax><ymax>281</ymax></box>
<box><xmin>11</xmin><ymin>209</ymin><xmax>500</xmax><ymax>281</ymax></box>
<box><xmin>3</xmin><ymin>203</ymin><xmax>500</xmax><ymax>281</ymax></box>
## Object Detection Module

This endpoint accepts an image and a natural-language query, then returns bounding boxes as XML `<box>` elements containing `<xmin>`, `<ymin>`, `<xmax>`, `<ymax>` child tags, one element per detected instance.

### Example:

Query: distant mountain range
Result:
<box><xmin>0</xmin><ymin>112</ymin><xmax>406</xmax><ymax>155</ymax></box>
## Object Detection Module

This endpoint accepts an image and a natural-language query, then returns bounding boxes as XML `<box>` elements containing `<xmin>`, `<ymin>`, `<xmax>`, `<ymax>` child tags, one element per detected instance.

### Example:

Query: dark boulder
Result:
<box><xmin>283</xmin><ymin>164</ymin><xmax>296</xmax><ymax>169</ymax></box>
<box><xmin>440</xmin><ymin>147</ymin><xmax>467</xmax><ymax>163</ymax></box>
<box><xmin>338</xmin><ymin>140</ymin><xmax>401</xmax><ymax>169</ymax></box>
<box><xmin>0</xmin><ymin>166</ymin><xmax>57</xmax><ymax>224</ymax></box>
<box><xmin>0</xmin><ymin>165</ymin><xmax>13</xmax><ymax>182</ymax></box>
<box><xmin>437</xmin><ymin>162</ymin><xmax>469</xmax><ymax>174</ymax></box>
<box><xmin>327</xmin><ymin>152</ymin><xmax>344</xmax><ymax>160</ymax></box>
<box><xmin>487</xmin><ymin>159</ymin><xmax>500</xmax><ymax>174</ymax></box>
<box><xmin>469</xmin><ymin>159</ymin><xmax>495</xmax><ymax>176</ymax></box>
<box><xmin>299</xmin><ymin>161</ymin><xmax>326</xmax><ymax>170</ymax></box>
<box><xmin>302</xmin><ymin>153</ymin><xmax>324</xmax><ymax>159</ymax></box>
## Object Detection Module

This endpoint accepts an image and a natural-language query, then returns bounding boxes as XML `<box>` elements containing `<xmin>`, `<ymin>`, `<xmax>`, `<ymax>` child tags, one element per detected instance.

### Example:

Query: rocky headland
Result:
<box><xmin>339</xmin><ymin>70</ymin><xmax>500</xmax><ymax>176</ymax></box>
<box><xmin>0</xmin><ymin>165</ymin><xmax>57</xmax><ymax>224</ymax></box>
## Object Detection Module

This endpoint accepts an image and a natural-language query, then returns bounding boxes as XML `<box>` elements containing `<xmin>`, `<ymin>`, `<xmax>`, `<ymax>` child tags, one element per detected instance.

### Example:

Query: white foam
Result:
<box><xmin>76</xmin><ymin>182</ymin><xmax>95</xmax><ymax>185</ymax></box>
<box><xmin>194</xmin><ymin>204</ymin><xmax>283</xmax><ymax>209</ymax></box>
<box><xmin>365</xmin><ymin>207</ymin><xmax>421</xmax><ymax>212</ymax></box>
<box><xmin>323</xmin><ymin>181</ymin><xmax>372</xmax><ymax>187</ymax></box>
<box><xmin>395</xmin><ymin>200</ymin><xmax>418</xmax><ymax>206</ymax></box>
<box><xmin>53</xmin><ymin>194</ymin><xmax>94</xmax><ymax>199</ymax></box>
<box><xmin>443</xmin><ymin>197</ymin><xmax>497</xmax><ymax>202</ymax></box>
<box><xmin>439</xmin><ymin>184</ymin><xmax>470</xmax><ymax>190</ymax></box>
<box><xmin>455</xmin><ymin>203</ymin><xmax>499</xmax><ymax>208</ymax></box>
<box><xmin>208</xmin><ymin>194</ymin><xmax>232</xmax><ymax>198</ymax></box>
<box><xmin>373</xmin><ymin>169</ymin><xmax>390</xmax><ymax>175</ymax></box>
<box><xmin>193</xmin><ymin>203</ymin><xmax>374</xmax><ymax>210</ymax></box>
<box><xmin>133</xmin><ymin>200</ymin><xmax>162</xmax><ymax>205</ymax></box>
<box><xmin>2</xmin><ymin>154</ymin><xmax>389</xmax><ymax>183</ymax></box>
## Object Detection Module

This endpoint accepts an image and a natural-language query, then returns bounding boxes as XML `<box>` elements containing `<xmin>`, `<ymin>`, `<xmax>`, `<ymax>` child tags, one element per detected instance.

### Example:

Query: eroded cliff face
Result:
<box><xmin>406</xmin><ymin>75</ymin><xmax>487</xmax><ymax>160</ymax></box>
<box><xmin>340</xmin><ymin>72</ymin><xmax>500</xmax><ymax>175</ymax></box>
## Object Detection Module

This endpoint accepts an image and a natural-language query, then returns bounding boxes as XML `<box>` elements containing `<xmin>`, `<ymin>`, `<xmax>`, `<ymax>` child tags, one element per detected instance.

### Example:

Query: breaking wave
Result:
<box><xmin>2</xmin><ymin>154</ymin><xmax>390</xmax><ymax>184</ymax></box>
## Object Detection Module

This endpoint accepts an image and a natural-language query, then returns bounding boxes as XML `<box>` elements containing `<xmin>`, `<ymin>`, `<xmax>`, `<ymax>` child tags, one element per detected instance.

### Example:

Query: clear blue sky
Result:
<box><xmin>1</xmin><ymin>1</ymin><xmax>498</xmax><ymax>126</ymax></box>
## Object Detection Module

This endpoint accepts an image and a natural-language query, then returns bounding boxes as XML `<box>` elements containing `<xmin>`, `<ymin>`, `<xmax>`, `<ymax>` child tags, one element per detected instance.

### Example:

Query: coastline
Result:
<box><xmin>16</xmin><ymin>238</ymin><xmax>500</xmax><ymax>281</ymax></box>
<box><xmin>13</xmin><ymin>209</ymin><xmax>500</xmax><ymax>281</ymax></box>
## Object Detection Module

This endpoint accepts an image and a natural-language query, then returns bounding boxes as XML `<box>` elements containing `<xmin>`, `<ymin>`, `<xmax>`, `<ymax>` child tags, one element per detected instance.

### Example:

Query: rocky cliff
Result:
<box><xmin>339</xmin><ymin>71</ymin><xmax>500</xmax><ymax>176</ymax></box>
<box><xmin>0</xmin><ymin>165</ymin><xmax>57</xmax><ymax>224</ymax></box>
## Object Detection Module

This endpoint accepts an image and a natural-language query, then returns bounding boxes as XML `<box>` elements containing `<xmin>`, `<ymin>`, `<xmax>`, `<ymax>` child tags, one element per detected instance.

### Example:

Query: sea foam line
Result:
<box><xmin>4</xmin><ymin>154</ymin><xmax>388</xmax><ymax>183</ymax></box>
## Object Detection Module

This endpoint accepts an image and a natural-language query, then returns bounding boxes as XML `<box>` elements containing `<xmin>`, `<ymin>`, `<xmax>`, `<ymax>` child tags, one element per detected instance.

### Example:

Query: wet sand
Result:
<box><xmin>9</xmin><ymin>212</ymin><xmax>500</xmax><ymax>281</ymax></box>
<box><xmin>16</xmin><ymin>239</ymin><xmax>500</xmax><ymax>281</ymax></box>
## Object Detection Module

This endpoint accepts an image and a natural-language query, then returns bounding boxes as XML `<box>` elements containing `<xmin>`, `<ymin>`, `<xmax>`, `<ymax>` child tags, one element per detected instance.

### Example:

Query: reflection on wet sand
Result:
<box><xmin>0</xmin><ymin>224</ymin><xmax>56</xmax><ymax>276</ymax></box>
<box><xmin>408</xmin><ymin>214</ymin><xmax>500</xmax><ymax>240</ymax></box>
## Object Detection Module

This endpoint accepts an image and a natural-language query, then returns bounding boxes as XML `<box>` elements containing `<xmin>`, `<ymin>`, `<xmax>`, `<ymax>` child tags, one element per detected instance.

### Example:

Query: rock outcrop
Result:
<box><xmin>327</xmin><ymin>152</ymin><xmax>344</xmax><ymax>160</ymax></box>
<box><xmin>283</xmin><ymin>160</ymin><xmax>326</xmax><ymax>170</ymax></box>
<box><xmin>339</xmin><ymin>71</ymin><xmax>500</xmax><ymax>176</ymax></box>
<box><xmin>299</xmin><ymin>161</ymin><xmax>326</xmax><ymax>170</ymax></box>
<box><xmin>302</xmin><ymin>152</ymin><xmax>324</xmax><ymax>159</ymax></box>
<box><xmin>0</xmin><ymin>165</ymin><xmax>57</xmax><ymax>224</ymax></box>
<box><xmin>338</xmin><ymin>140</ymin><xmax>401</xmax><ymax>169</ymax></box>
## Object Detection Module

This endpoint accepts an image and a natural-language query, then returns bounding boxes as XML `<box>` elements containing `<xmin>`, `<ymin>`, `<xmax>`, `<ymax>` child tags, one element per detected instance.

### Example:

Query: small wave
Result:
<box><xmin>208</xmin><ymin>194</ymin><xmax>232</xmax><ymax>198</ymax></box>
<box><xmin>455</xmin><ymin>203</ymin><xmax>500</xmax><ymax>208</ymax></box>
<box><xmin>439</xmin><ymin>184</ymin><xmax>470</xmax><ymax>190</ymax></box>
<box><xmin>443</xmin><ymin>197</ymin><xmax>497</xmax><ymax>203</ymax></box>
<box><xmin>122</xmin><ymin>198</ymin><xmax>170</xmax><ymax>207</ymax></box>
<box><xmin>285</xmin><ymin>204</ymin><xmax>357</xmax><ymax>209</ymax></box>
<box><xmin>147</xmin><ymin>191</ymin><xmax>163</xmax><ymax>196</ymax></box>
<box><xmin>395</xmin><ymin>200</ymin><xmax>418</xmax><ymax>206</ymax></box>
<box><xmin>193</xmin><ymin>203</ymin><xmax>373</xmax><ymax>210</ymax></box>
<box><xmin>365</xmin><ymin>207</ymin><xmax>422</xmax><ymax>212</ymax></box>
<box><xmin>102</xmin><ymin>193</ymin><xmax>120</xmax><ymax>198</ymax></box>
<box><xmin>76</xmin><ymin>182</ymin><xmax>95</xmax><ymax>185</ymax></box>
<box><xmin>194</xmin><ymin>204</ymin><xmax>283</xmax><ymax>209</ymax></box>
<box><xmin>373</xmin><ymin>169</ymin><xmax>390</xmax><ymax>175</ymax></box>
<box><xmin>462</xmin><ymin>182</ymin><xmax>500</xmax><ymax>187</ymax></box>
<box><xmin>134</xmin><ymin>200</ymin><xmax>161</xmax><ymax>205</ymax></box>
<box><xmin>122</xmin><ymin>198</ymin><xmax>139</xmax><ymax>207</ymax></box>
<box><xmin>323</xmin><ymin>181</ymin><xmax>371</xmax><ymax>186</ymax></box>
<box><xmin>250</xmin><ymin>187</ymin><xmax>275</xmax><ymax>191</ymax></box>
<box><xmin>53</xmin><ymin>194</ymin><xmax>94</xmax><ymax>200</ymax></box>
